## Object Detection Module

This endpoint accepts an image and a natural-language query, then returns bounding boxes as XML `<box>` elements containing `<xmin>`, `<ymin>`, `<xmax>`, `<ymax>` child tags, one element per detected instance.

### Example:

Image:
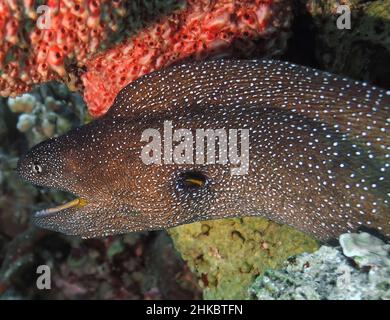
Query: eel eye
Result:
<box><xmin>32</xmin><ymin>164</ymin><xmax>43</xmax><ymax>173</ymax></box>
<box><xmin>180</xmin><ymin>171</ymin><xmax>208</xmax><ymax>188</ymax></box>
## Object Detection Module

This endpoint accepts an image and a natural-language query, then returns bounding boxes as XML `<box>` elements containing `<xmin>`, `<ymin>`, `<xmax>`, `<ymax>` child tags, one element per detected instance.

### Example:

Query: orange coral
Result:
<box><xmin>0</xmin><ymin>0</ymin><xmax>129</xmax><ymax>96</ymax></box>
<box><xmin>0</xmin><ymin>0</ymin><xmax>292</xmax><ymax>117</ymax></box>
<box><xmin>83</xmin><ymin>0</ymin><xmax>292</xmax><ymax>117</ymax></box>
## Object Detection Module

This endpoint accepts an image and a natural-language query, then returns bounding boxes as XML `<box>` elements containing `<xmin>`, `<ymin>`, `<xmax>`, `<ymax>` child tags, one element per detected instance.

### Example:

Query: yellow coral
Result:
<box><xmin>169</xmin><ymin>217</ymin><xmax>319</xmax><ymax>299</ymax></box>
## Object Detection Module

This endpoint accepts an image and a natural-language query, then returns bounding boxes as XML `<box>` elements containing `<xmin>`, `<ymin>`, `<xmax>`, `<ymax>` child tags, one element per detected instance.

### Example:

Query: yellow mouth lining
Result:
<box><xmin>35</xmin><ymin>198</ymin><xmax>88</xmax><ymax>217</ymax></box>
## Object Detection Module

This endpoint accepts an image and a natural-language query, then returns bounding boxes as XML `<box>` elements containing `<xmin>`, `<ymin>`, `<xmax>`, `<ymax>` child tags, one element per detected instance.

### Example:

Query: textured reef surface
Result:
<box><xmin>249</xmin><ymin>233</ymin><xmax>390</xmax><ymax>300</ymax></box>
<box><xmin>170</xmin><ymin>217</ymin><xmax>319</xmax><ymax>299</ymax></box>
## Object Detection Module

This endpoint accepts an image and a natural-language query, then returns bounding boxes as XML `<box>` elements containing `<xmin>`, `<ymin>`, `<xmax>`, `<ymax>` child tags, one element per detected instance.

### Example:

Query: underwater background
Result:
<box><xmin>0</xmin><ymin>0</ymin><xmax>389</xmax><ymax>299</ymax></box>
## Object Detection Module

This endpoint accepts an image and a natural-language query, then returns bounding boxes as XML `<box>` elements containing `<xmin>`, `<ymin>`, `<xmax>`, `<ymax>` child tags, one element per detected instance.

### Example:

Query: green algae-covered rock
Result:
<box><xmin>169</xmin><ymin>217</ymin><xmax>319</xmax><ymax>299</ymax></box>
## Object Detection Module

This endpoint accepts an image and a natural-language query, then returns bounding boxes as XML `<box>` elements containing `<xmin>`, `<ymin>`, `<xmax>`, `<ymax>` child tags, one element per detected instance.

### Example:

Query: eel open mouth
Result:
<box><xmin>34</xmin><ymin>198</ymin><xmax>88</xmax><ymax>218</ymax></box>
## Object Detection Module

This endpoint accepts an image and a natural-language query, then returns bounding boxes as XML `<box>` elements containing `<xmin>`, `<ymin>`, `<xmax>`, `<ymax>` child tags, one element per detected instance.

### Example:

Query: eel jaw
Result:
<box><xmin>34</xmin><ymin>198</ymin><xmax>88</xmax><ymax>218</ymax></box>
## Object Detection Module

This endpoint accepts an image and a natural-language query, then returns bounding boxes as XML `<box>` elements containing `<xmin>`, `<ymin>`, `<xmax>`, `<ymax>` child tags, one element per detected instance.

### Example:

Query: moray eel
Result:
<box><xmin>17</xmin><ymin>60</ymin><xmax>390</xmax><ymax>241</ymax></box>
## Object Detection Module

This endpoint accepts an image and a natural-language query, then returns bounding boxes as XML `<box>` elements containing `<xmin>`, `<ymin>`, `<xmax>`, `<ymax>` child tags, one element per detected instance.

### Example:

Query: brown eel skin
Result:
<box><xmin>17</xmin><ymin>60</ymin><xmax>390</xmax><ymax>241</ymax></box>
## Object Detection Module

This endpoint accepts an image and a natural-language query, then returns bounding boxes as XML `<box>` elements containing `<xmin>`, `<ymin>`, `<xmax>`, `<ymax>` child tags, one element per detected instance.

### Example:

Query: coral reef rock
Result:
<box><xmin>7</xmin><ymin>83</ymin><xmax>86</xmax><ymax>146</ymax></box>
<box><xmin>169</xmin><ymin>217</ymin><xmax>319</xmax><ymax>299</ymax></box>
<box><xmin>340</xmin><ymin>232</ymin><xmax>390</xmax><ymax>268</ymax></box>
<box><xmin>83</xmin><ymin>0</ymin><xmax>293</xmax><ymax>117</ymax></box>
<box><xmin>249</xmin><ymin>232</ymin><xmax>390</xmax><ymax>300</ymax></box>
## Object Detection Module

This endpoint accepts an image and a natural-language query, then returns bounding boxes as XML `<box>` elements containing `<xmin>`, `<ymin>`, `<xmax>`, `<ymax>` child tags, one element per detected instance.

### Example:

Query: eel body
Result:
<box><xmin>17</xmin><ymin>60</ymin><xmax>390</xmax><ymax>241</ymax></box>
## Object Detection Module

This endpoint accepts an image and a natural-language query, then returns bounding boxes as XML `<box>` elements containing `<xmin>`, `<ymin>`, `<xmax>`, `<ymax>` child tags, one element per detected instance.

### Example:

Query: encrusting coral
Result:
<box><xmin>7</xmin><ymin>89</ymin><xmax>75</xmax><ymax>146</ymax></box>
<box><xmin>249</xmin><ymin>232</ymin><xmax>390</xmax><ymax>300</ymax></box>
<box><xmin>0</xmin><ymin>0</ymin><xmax>131</xmax><ymax>97</ymax></box>
<box><xmin>82</xmin><ymin>0</ymin><xmax>293</xmax><ymax>117</ymax></box>
<box><xmin>169</xmin><ymin>217</ymin><xmax>319</xmax><ymax>299</ymax></box>
<box><xmin>0</xmin><ymin>0</ymin><xmax>293</xmax><ymax>117</ymax></box>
